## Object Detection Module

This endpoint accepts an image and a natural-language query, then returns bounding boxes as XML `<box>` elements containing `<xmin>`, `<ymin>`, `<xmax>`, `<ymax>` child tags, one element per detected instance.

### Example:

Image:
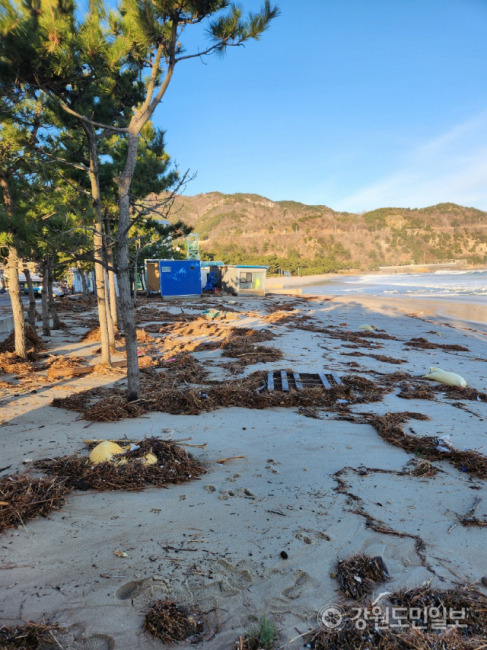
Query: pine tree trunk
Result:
<box><xmin>105</xmin><ymin>220</ymin><xmax>119</xmax><ymax>329</ymax></box>
<box><xmin>7</xmin><ymin>246</ymin><xmax>26</xmax><ymax>358</ymax></box>
<box><xmin>83</xmin><ymin>125</ymin><xmax>111</xmax><ymax>365</ymax></box>
<box><xmin>24</xmin><ymin>267</ymin><xmax>36</xmax><ymax>328</ymax></box>
<box><xmin>41</xmin><ymin>259</ymin><xmax>50</xmax><ymax>337</ymax></box>
<box><xmin>105</xmin><ymin>272</ymin><xmax>116</xmax><ymax>348</ymax></box>
<box><xmin>117</xmin><ymin>131</ymin><xmax>140</xmax><ymax>400</ymax></box>
<box><xmin>0</xmin><ymin>175</ymin><xmax>26</xmax><ymax>357</ymax></box>
<box><xmin>47</xmin><ymin>256</ymin><xmax>61</xmax><ymax>329</ymax></box>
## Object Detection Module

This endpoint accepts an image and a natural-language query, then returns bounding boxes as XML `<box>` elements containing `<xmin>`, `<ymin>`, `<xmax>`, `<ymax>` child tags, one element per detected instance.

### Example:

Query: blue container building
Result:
<box><xmin>158</xmin><ymin>260</ymin><xmax>202</xmax><ymax>297</ymax></box>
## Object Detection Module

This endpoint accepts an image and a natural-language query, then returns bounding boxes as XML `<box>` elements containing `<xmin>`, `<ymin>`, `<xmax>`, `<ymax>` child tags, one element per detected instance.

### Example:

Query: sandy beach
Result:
<box><xmin>0</xmin><ymin>291</ymin><xmax>486</xmax><ymax>649</ymax></box>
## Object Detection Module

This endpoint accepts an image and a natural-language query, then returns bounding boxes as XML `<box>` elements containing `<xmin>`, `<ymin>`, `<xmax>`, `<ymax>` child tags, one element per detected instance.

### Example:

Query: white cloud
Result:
<box><xmin>335</xmin><ymin>111</ymin><xmax>487</xmax><ymax>211</ymax></box>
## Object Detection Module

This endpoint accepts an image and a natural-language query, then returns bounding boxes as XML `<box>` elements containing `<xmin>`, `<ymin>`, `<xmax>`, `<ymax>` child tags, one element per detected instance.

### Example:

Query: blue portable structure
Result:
<box><xmin>159</xmin><ymin>259</ymin><xmax>202</xmax><ymax>297</ymax></box>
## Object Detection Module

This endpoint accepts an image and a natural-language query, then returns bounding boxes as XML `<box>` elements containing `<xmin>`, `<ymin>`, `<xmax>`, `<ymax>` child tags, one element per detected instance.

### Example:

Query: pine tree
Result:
<box><xmin>1</xmin><ymin>0</ymin><xmax>279</xmax><ymax>398</ymax></box>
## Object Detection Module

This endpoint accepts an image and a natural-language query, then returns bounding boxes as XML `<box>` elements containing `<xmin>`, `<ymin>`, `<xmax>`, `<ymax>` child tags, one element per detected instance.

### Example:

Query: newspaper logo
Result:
<box><xmin>317</xmin><ymin>604</ymin><xmax>345</xmax><ymax>630</ymax></box>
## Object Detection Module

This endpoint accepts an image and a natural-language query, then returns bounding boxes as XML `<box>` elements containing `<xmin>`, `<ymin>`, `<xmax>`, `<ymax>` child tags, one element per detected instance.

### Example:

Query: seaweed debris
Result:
<box><xmin>0</xmin><ymin>622</ymin><xmax>65</xmax><ymax>648</ymax></box>
<box><xmin>336</xmin><ymin>554</ymin><xmax>389</xmax><ymax>600</ymax></box>
<box><xmin>44</xmin><ymin>355</ymin><xmax>86</xmax><ymax>369</ymax></box>
<box><xmin>369</xmin><ymin>412</ymin><xmax>487</xmax><ymax>479</ymax></box>
<box><xmin>34</xmin><ymin>438</ymin><xmax>205</xmax><ymax>491</ymax></box>
<box><xmin>406</xmin><ymin>337</ymin><xmax>469</xmax><ymax>352</ymax></box>
<box><xmin>307</xmin><ymin>585</ymin><xmax>487</xmax><ymax>649</ymax></box>
<box><xmin>389</xmin><ymin>584</ymin><xmax>487</xmax><ymax>636</ymax></box>
<box><xmin>55</xmin><ymin>371</ymin><xmax>388</xmax><ymax>421</ymax></box>
<box><xmin>0</xmin><ymin>475</ymin><xmax>70</xmax><ymax>533</ymax></box>
<box><xmin>144</xmin><ymin>600</ymin><xmax>205</xmax><ymax>644</ymax></box>
<box><xmin>0</xmin><ymin>326</ymin><xmax>46</xmax><ymax>354</ymax></box>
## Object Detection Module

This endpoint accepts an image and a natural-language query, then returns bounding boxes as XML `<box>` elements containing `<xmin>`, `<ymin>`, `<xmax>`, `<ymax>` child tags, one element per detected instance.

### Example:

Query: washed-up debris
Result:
<box><xmin>409</xmin><ymin>459</ymin><xmax>439</xmax><ymax>477</ymax></box>
<box><xmin>397</xmin><ymin>383</ymin><xmax>436</xmax><ymax>400</ymax></box>
<box><xmin>52</xmin><ymin>371</ymin><xmax>388</xmax><ymax>421</ymax></box>
<box><xmin>0</xmin><ymin>326</ymin><xmax>46</xmax><ymax>355</ymax></box>
<box><xmin>457</xmin><ymin>497</ymin><xmax>487</xmax><ymax>527</ymax></box>
<box><xmin>34</xmin><ymin>438</ymin><xmax>205</xmax><ymax>491</ymax></box>
<box><xmin>389</xmin><ymin>584</ymin><xmax>487</xmax><ymax>636</ymax></box>
<box><xmin>0</xmin><ymin>475</ymin><xmax>70</xmax><ymax>533</ymax></box>
<box><xmin>368</xmin><ymin>354</ymin><xmax>407</xmax><ymax>365</ymax></box>
<box><xmin>144</xmin><ymin>600</ymin><xmax>205</xmax><ymax>644</ymax></box>
<box><xmin>336</xmin><ymin>554</ymin><xmax>389</xmax><ymax>600</ymax></box>
<box><xmin>136</xmin><ymin>307</ymin><xmax>199</xmax><ymax>324</ymax></box>
<box><xmin>266</xmin><ymin>370</ymin><xmax>342</xmax><ymax>392</ymax></box>
<box><xmin>0</xmin><ymin>621</ymin><xmax>66</xmax><ymax>648</ymax></box>
<box><xmin>358</xmin><ymin>324</ymin><xmax>377</xmax><ymax>332</ymax></box>
<box><xmin>55</xmin><ymin>296</ymin><xmax>97</xmax><ymax>312</ymax></box>
<box><xmin>369</xmin><ymin>412</ymin><xmax>487</xmax><ymax>479</ymax></box>
<box><xmin>307</xmin><ymin>585</ymin><xmax>487</xmax><ymax>649</ymax></box>
<box><xmin>44</xmin><ymin>354</ymin><xmax>86</xmax><ymax>369</ymax></box>
<box><xmin>424</xmin><ymin>367</ymin><xmax>467</xmax><ymax>387</ymax></box>
<box><xmin>406</xmin><ymin>337</ymin><xmax>469</xmax><ymax>351</ymax></box>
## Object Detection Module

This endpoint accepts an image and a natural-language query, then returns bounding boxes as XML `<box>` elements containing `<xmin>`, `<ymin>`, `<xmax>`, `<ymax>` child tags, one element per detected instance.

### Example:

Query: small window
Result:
<box><xmin>239</xmin><ymin>272</ymin><xmax>252</xmax><ymax>284</ymax></box>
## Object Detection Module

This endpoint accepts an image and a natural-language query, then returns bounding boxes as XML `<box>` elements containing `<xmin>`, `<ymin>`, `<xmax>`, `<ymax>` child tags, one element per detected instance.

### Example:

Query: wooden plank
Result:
<box><xmin>293</xmin><ymin>372</ymin><xmax>303</xmax><ymax>390</ymax></box>
<box><xmin>267</xmin><ymin>371</ymin><xmax>275</xmax><ymax>391</ymax></box>
<box><xmin>330</xmin><ymin>371</ymin><xmax>342</xmax><ymax>385</ymax></box>
<box><xmin>281</xmin><ymin>370</ymin><xmax>289</xmax><ymax>392</ymax></box>
<box><xmin>318</xmin><ymin>372</ymin><xmax>332</xmax><ymax>389</ymax></box>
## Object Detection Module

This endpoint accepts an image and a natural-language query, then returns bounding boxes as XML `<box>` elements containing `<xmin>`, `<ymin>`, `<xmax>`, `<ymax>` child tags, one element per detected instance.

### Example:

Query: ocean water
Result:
<box><xmin>302</xmin><ymin>269</ymin><xmax>487</xmax><ymax>299</ymax></box>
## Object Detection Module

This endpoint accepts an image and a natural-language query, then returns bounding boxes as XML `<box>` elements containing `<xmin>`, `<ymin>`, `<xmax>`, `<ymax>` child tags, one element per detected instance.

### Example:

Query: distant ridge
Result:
<box><xmin>145</xmin><ymin>192</ymin><xmax>487</xmax><ymax>274</ymax></box>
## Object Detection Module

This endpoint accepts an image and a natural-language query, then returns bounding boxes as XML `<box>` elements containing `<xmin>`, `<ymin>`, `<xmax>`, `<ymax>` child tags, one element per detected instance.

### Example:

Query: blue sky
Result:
<box><xmin>152</xmin><ymin>0</ymin><xmax>487</xmax><ymax>212</ymax></box>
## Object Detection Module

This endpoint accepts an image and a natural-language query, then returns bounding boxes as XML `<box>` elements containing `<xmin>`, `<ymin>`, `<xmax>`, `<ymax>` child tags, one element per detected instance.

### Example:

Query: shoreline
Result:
<box><xmin>266</xmin><ymin>266</ymin><xmax>487</xmax><ymax>290</ymax></box>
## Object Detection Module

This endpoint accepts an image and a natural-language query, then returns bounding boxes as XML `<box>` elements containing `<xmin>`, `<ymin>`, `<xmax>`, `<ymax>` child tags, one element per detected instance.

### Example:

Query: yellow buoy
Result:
<box><xmin>89</xmin><ymin>441</ymin><xmax>126</xmax><ymax>465</ymax></box>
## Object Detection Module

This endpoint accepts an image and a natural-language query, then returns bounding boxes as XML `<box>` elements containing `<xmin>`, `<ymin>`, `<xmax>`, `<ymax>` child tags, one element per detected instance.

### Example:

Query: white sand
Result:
<box><xmin>0</xmin><ymin>294</ymin><xmax>486</xmax><ymax>649</ymax></box>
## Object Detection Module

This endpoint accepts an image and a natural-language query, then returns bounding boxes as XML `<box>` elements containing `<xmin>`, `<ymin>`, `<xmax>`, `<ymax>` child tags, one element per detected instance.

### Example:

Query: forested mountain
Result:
<box><xmin>145</xmin><ymin>192</ymin><xmax>487</xmax><ymax>274</ymax></box>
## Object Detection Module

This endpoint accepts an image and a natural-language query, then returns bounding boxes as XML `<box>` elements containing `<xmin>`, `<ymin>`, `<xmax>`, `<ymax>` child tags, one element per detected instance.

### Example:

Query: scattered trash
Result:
<box><xmin>89</xmin><ymin>441</ymin><xmax>126</xmax><ymax>465</ymax></box>
<box><xmin>423</xmin><ymin>367</ymin><xmax>467</xmax><ymax>387</ymax></box>
<box><xmin>357</xmin><ymin>324</ymin><xmax>377</xmax><ymax>332</ymax></box>
<box><xmin>114</xmin><ymin>550</ymin><xmax>128</xmax><ymax>558</ymax></box>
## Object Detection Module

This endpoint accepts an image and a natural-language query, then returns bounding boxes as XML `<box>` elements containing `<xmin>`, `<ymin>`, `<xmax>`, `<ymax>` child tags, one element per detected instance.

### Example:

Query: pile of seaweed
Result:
<box><xmin>220</xmin><ymin>328</ymin><xmax>282</xmax><ymax>366</ymax></box>
<box><xmin>34</xmin><ymin>438</ymin><xmax>205</xmax><ymax>491</ymax></box>
<box><xmin>307</xmin><ymin>584</ymin><xmax>487</xmax><ymax>650</ymax></box>
<box><xmin>0</xmin><ymin>475</ymin><xmax>70</xmax><ymax>533</ymax></box>
<box><xmin>55</xmin><ymin>296</ymin><xmax>96</xmax><ymax>312</ymax></box>
<box><xmin>81</xmin><ymin>327</ymin><xmax>123</xmax><ymax>343</ymax></box>
<box><xmin>0</xmin><ymin>327</ymin><xmax>46</xmax><ymax>375</ymax></box>
<box><xmin>136</xmin><ymin>307</ymin><xmax>199</xmax><ymax>324</ymax></box>
<box><xmin>336</xmin><ymin>554</ymin><xmax>389</xmax><ymax>600</ymax></box>
<box><xmin>369</xmin><ymin>412</ymin><xmax>487</xmax><ymax>479</ymax></box>
<box><xmin>0</xmin><ymin>622</ymin><xmax>65</xmax><ymax>649</ymax></box>
<box><xmin>0</xmin><ymin>326</ymin><xmax>45</xmax><ymax>355</ymax></box>
<box><xmin>144</xmin><ymin>600</ymin><xmax>205</xmax><ymax>644</ymax></box>
<box><xmin>406</xmin><ymin>337</ymin><xmax>469</xmax><ymax>352</ymax></box>
<box><xmin>51</xmin><ymin>371</ymin><xmax>388</xmax><ymax>421</ymax></box>
<box><xmin>44</xmin><ymin>355</ymin><xmax>86</xmax><ymax>369</ymax></box>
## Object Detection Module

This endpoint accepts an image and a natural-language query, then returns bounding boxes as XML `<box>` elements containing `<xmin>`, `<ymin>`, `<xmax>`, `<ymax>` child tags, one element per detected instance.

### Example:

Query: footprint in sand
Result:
<box><xmin>282</xmin><ymin>570</ymin><xmax>312</xmax><ymax>600</ymax></box>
